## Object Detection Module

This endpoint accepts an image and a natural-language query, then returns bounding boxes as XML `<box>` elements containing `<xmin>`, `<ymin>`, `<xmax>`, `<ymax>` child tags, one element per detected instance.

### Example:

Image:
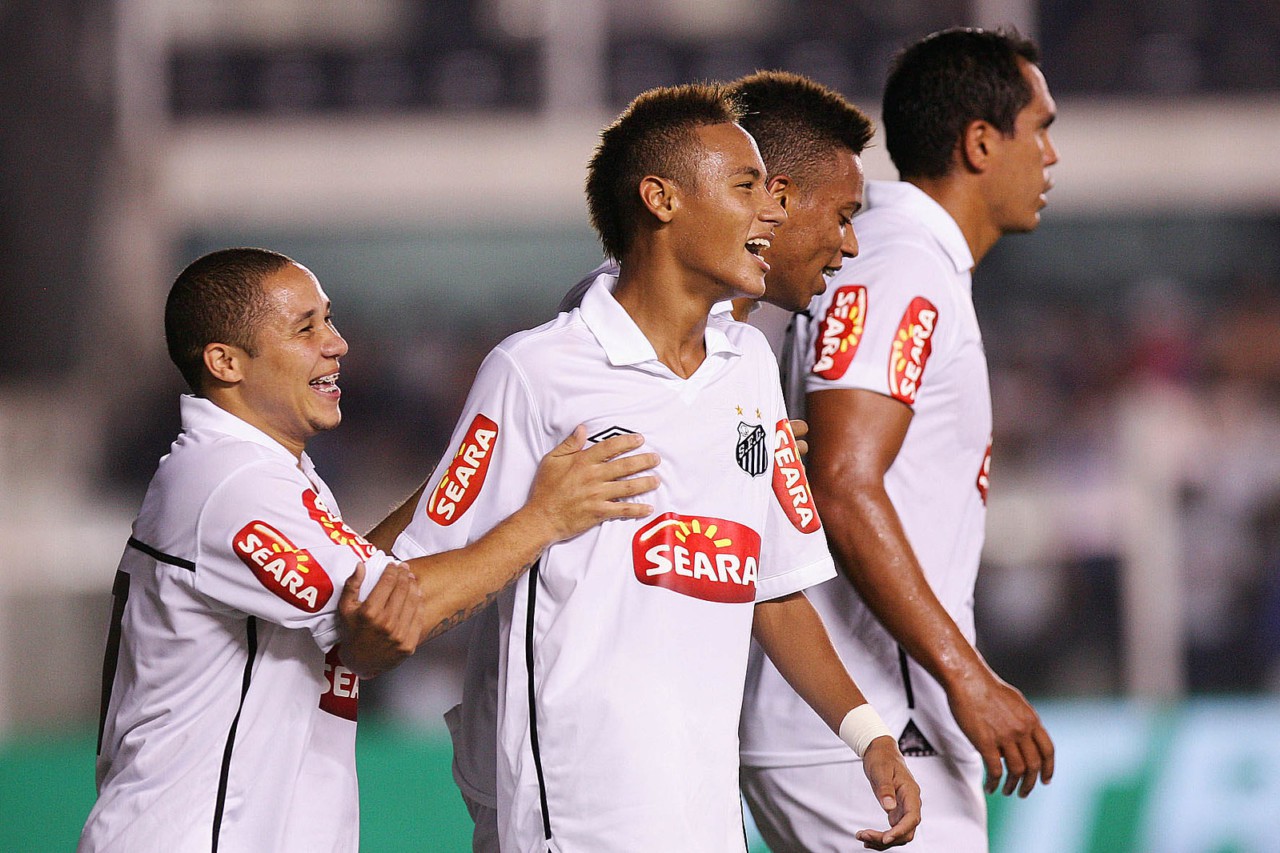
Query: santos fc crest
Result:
<box><xmin>735</xmin><ymin>421</ymin><xmax>768</xmax><ymax>478</ymax></box>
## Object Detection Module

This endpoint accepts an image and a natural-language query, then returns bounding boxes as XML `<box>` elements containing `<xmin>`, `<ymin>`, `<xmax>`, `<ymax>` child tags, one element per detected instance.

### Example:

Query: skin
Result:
<box><xmin>612</xmin><ymin>121</ymin><xmax>785</xmax><ymax>378</ymax></box>
<box><xmin>615</xmin><ymin>121</ymin><xmax>918</xmax><ymax>844</ymax></box>
<box><xmin>806</xmin><ymin>58</ymin><xmax>1059</xmax><ymax>800</ymax></box>
<box><xmin>757</xmin><ymin>148</ymin><xmax>866</xmax><ymax>313</ymax></box>
<box><xmin>201</xmin><ymin>263</ymin><xmax>663</xmax><ymax>678</ymax></box>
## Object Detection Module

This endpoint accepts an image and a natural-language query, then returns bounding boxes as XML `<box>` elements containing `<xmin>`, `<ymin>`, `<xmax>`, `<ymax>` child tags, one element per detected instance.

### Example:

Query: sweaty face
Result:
<box><xmin>235</xmin><ymin>263</ymin><xmax>348</xmax><ymax>456</ymax></box>
<box><xmin>669</xmin><ymin>122</ymin><xmax>787</xmax><ymax>302</ymax></box>
<box><xmin>761</xmin><ymin>149</ymin><xmax>865</xmax><ymax>312</ymax></box>
<box><xmin>989</xmin><ymin>58</ymin><xmax>1059</xmax><ymax>235</ymax></box>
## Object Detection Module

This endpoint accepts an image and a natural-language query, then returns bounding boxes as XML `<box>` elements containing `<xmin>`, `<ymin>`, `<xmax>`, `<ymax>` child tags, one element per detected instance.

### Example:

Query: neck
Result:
<box><xmin>907</xmin><ymin>175</ymin><xmax>1000</xmax><ymax>267</ymax></box>
<box><xmin>612</xmin><ymin>250</ymin><xmax>722</xmax><ymax>379</ymax></box>
<box><xmin>204</xmin><ymin>388</ymin><xmax>306</xmax><ymax>462</ymax></box>
<box><xmin>730</xmin><ymin>297</ymin><xmax>755</xmax><ymax>322</ymax></box>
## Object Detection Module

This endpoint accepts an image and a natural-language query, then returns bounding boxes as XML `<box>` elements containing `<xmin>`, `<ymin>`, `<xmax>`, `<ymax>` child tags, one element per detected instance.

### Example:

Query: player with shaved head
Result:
<box><xmin>81</xmin><ymin>248</ymin><xmax>659</xmax><ymax>852</ymax></box>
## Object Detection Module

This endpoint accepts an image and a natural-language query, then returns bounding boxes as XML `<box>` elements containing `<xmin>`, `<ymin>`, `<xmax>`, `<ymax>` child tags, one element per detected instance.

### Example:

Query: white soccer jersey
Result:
<box><xmin>395</xmin><ymin>274</ymin><xmax>835</xmax><ymax>853</ymax></box>
<box><xmin>81</xmin><ymin>395</ymin><xmax>394</xmax><ymax>853</ymax></box>
<box><xmin>741</xmin><ymin>180</ymin><xmax>990</xmax><ymax>770</ymax></box>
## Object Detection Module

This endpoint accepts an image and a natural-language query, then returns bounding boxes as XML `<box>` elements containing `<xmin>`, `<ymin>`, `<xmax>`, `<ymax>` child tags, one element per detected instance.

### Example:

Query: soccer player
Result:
<box><xmin>80</xmin><ymin>248</ymin><xmax>659</xmax><ymax>852</ymax></box>
<box><xmin>739</xmin><ymin>28</ymin><xmax>1060</xmax><ymax>852</ymax></box>
<box><xmin>392</xmin><ymin>84</ymin><xmax>919</xmax><ymax>851</ymax></box>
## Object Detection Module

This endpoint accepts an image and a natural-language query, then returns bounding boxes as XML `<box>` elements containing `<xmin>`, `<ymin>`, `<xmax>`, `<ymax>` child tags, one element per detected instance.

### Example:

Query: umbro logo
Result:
<box><xmin>588</xmin><ymin>425</ymin><xmax>637</xmax><ymax>444</ymax></box>
<box><xmin>897</xmin><ymin>718</ymin><xmax>938</xmax><ymax>757</ymax></box>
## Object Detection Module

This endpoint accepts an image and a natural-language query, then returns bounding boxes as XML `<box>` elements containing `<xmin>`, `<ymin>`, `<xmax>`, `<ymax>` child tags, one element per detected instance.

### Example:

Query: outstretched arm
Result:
<box><xmin>340</xmin><ymin>427</ymin><xmax>658</xmax><ymax>676</ymax></box>
<box><xmin>753</xmin><ymin>592</ymin><xmax>920</xmax><ymax>849</ymax></box>
<box><xmin>806</xmin><ymin>387</ymin><xmax>1054</xmax><ymax>797</ymax></box>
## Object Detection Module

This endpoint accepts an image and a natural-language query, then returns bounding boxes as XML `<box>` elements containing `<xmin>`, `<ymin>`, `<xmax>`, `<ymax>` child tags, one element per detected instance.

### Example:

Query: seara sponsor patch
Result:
<box><xmin>812</xmin><ymin>284</ymin><xmax>867</xmax><ymax>380</ymax></box>
<box><xmin>888</xmin><ymin>296</ymin><xmax>938</xmax><ymax>405</ymax></box>
<box><xmin>427</xmin><ymin>414</ymin><xmax>499</xmax><ymax>525</ymax></box>
<box><xmin>320</xmin><ymin>646</ymin><xmax>359</xmax><ymax>721</ymax></box>
<box><xmin>303</xmin><ymin>488</ymin><xmax>376</xmax><ymax>559</ymax></box>
<box><xmin>772</xmin><ymin>419</ymin><xmax>822</xmax><ymax>534</ymax></box>
<box><xmin>233</xmin><ymin>521</ymin><xmax>333</xmax><ymax>612</ymax></box>
<box><xmin>632</xmin><ymin>512</ymin><xmax>760</xmax><ymax>604</ymax></box>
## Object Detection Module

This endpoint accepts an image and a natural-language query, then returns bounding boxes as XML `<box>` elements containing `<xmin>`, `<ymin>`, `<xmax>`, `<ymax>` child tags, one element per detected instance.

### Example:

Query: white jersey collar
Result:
<box><xmin>578</xmin><ymin>272</ymin><xmax>741</xmax><ymax>370</ymax></box>
<box><xmin>179</xmin><ymin>394</ymin><xmax>316</xmax><ymax>473</ymax></box>
<box><xmin>865</xmin><ymin>180</ymin><xmax>974</xmax><ymax>274</ymax></box>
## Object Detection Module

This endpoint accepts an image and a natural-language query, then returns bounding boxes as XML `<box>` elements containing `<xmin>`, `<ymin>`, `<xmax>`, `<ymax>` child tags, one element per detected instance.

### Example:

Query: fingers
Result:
<box><xmin>576</xmin><ymin>428</ymin><xmax>645</xmax><ymax>462</ymax></box>
<box><xmin>788</xmin><ymin>419</ymin><xmax>810</xmax><ymax>456</ymax></box>
<box><xmin>1034</xmin><ymin>725</ymin><xmax>1056</xmax><ymax>784</ymax></box>
<box><xmin>980</xmin><ymin>741</ymin><xmax>1003</xmax><ymax>795</ymax></box>
<box><xmin>549</xmin><ymin>424</ymin><xmax>588</xmax><ymax>457</ymax></box>
<box><xmin>338</xmin><ymin>562</ymin><xmax>367</xmax><ymax>617</ymax></box>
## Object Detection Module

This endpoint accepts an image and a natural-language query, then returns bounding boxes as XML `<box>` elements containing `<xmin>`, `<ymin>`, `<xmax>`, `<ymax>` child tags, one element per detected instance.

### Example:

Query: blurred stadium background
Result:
<box><xmin>3</xmin><ymin>0</ymin><xmax>1280</xmax><ymax>850</ymax></box>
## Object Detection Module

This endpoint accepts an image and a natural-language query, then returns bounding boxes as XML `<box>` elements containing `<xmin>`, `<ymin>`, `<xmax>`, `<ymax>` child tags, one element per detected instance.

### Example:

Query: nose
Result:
<box><xmin>1043</xmin><ymin>131</ymin><xmax>1060</xmax><ymax>167</ymax></box>
<box><xmin>324</xmin><ymin>324</ymin><xmax>349</xmax><ymax>358</ymax></box>
<box><xmin>840</xmin><ymin>223</ymin><xmax>860</xmax><ymax>260</ymax></box>
<box><xmin>759</xmin><ymin>189</ymin><xmax>786</xmax><ymax>228</ymax></box>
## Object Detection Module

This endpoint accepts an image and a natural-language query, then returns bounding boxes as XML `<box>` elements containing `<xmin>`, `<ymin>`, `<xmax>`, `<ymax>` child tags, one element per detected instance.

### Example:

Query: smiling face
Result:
<box><xmin>668</xmin><ymin>122</ymin><xmax>787</xmax><ymax>301</ymax></box>
<box><xmin>760</xmin><ymin>148</ymin><xmax>865</xmax><ymax>312</ymax></box>
<box><xmin>987</xmin><ymin>59</ymin><xmax>1059</xmax><ymax>235</ymax></box>
<box><xmin>230</xmin><ymin>263</ymin><xmax>348</xmax><ymax>456</ymax></box>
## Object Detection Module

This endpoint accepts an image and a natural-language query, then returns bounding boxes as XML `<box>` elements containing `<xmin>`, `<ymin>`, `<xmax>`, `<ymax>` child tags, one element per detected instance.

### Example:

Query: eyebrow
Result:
<box><xmin>734</xmin><ymin>166</ymin><xmax>763</xmax><ymax>180</ymax></box>
<box><xmin>289</xmin><ymin>304</ymin><xmax>328</xmax><ymax>325</ymax></box>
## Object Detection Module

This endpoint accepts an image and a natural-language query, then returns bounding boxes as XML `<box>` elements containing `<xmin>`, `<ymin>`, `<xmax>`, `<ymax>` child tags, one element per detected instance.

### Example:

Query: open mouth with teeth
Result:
<box><xmin>746</xmin><ymin>237</ymin><xmax>772</xmax><ymax>272</ymax></box>
<box><xmin>310</xmin><ymin>373</ymin><xmax>340</xmax><ymax>397</ymax></box>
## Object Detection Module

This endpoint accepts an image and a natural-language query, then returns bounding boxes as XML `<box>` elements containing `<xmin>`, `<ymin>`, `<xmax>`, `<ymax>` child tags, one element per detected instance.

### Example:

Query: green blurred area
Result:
<box><xmin>7</xmin><ymin>698</ymin><xmax>1280</xmax><ymax>852</ymax></box>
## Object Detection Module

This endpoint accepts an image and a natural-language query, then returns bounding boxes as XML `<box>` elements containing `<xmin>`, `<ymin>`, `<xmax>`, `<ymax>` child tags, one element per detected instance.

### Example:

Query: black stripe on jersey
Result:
<box><xmin>524</xmin><ymin>559</ymin><xmax>553</xmax><ymax>841</ymax></box>
<box><xmin>212</xmin><ymin>616</ymin><xmax>257</xmax><ymax>852</ymax></box>
<box><xmin>897</xmin><ymin>646</ymin><xmax>916</xmax><ymax>709</ymax></box>
<box><xmin>96</xmin><ymin>569</ymin><xmax>131</xmax><ymax>754</ymax></box>
<box><xmin>126</xmin><ymin>536</ymin><xmax>195</xmax><ymax>571</ymax></box>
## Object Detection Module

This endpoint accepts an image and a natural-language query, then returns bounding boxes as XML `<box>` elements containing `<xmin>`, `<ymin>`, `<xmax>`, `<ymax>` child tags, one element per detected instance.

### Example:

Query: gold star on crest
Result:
<box><xmin>736</xmin><ymin>405</ymin><xmax>743</xmax><ymax>415</ymax></box>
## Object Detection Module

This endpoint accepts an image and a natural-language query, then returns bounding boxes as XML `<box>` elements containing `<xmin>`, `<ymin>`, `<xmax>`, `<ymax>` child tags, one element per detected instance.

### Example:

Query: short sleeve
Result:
<box><xmin>756</xmin><ymin>367</ymin><xmax>836</xmax><ymax>602</ymax></box>
<box><xmin>394</xmin><ymin>347</ymin><xmax>546</xmax><ymax>559</ymax></box>
<box><xmin>195</xmin><ymin>462</ymin><xmax>395</xmax><ymax>650</ymax></box>
<box><xmin>805</xmin><ymin>245</ymin><xmax>952</xmax><ymax>406</ymax></box>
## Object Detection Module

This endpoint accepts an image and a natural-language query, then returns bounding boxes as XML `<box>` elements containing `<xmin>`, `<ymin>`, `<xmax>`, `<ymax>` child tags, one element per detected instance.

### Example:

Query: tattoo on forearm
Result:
<box><xmin>423</xmin><ymin>560</ymin><xmax>536</xmax><ymax>642</ymax></box>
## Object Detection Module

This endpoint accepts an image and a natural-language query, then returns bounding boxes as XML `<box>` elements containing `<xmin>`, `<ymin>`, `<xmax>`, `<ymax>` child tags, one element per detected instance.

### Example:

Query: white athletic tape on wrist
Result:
<box><xmin>839</xmin><ymin>704</ymin><xmax>894</xmax><ymax>758</ymax></box>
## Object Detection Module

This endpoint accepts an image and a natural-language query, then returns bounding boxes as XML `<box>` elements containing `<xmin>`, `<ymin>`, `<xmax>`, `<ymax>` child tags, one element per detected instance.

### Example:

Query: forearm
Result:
<box><xmin>402</xmin><ymin>504</ymin><xmax>556</xmax><ymax>643</ymax></box>
<box><xmin>819</xmin><ymin>480</ymin><xmax>989</xmax><ymax>692</ymax></box>
<box><xmin>365</xmin><ymin>481</ymin><xmax>428</xmax><ymax>553</ymax></box>
<box><xmin>752</xmin><ymin>592</ymin><xmax>867</xmax><ymax>732</ymax></box>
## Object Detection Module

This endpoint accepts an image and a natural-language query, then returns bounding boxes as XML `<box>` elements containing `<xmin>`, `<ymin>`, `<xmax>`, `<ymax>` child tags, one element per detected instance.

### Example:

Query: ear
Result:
<box><xmin>203</xmin><ymin>342</ymin><xmax>248</xmax><ymax>387</ymax></box>
<box><xmin>960</xmin><ymin>119</ymin><xmax>998</xmax><ymax>173</ymax></box>
<box><xmin>638</xmin><ymin>175</ymin><xmax>679</xmax><ymax>224</ymax></box>
<box><xmin>766</xmin><ymin>174</ymin><xmax>791</xmax><ymax>210</ymax></box>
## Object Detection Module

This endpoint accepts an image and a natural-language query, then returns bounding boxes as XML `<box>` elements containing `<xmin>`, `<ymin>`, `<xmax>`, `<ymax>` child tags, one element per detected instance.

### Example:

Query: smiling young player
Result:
<box><xmin>392</xmin><ymin>84</ymin><xmax>918</xmax><ymax>852</ymax></box>
<box><xmin>79</xmin><ymin>249</ymin><xmax>659</xmax><ymax>852</ymax></box>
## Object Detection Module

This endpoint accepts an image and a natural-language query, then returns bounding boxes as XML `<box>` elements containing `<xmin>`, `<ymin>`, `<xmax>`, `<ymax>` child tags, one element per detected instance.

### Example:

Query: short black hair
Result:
<box><xmin>733</xmin><ymin>70</ymin><xmax>874</xmax><ymax>196</ymax></box>
<box><xmin>165</xmin><ymin>247</ymin><xmax>292</xmax><ymax>394</ymax></box>
<box><xmin>883</xmin><ymin>27</ymin><xmax>1041</xmax><ymax>180</ymax></box>
<box><xmin>586</xmin><ymin>83</ymin><xmax>743</xmax><ymax>261</ymax></box>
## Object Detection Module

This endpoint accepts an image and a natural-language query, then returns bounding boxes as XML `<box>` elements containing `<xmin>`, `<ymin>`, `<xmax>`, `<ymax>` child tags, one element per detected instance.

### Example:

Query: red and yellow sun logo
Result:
<box><xmin>632</xmin><ymin>512</ymin><xmax>761</xmax><ymax>604</ymax></box>
<box><xmin>812</xmin><ymin>285</ymin><xmax>868</xmax><ymax>380</ymax></box>
<box><xmin>303</xmin><ymin>489</ymin><xmax>377</xmax><ymax>559</ymax></box>
<box><xmin>233</xmin><ymin>520</ymin><xmax>333</xmax><ymax>612</ymax></box>
<box><xmin>888</xmin><ymin>296</ymin><xmax>938</xmax><ymax>404</ymax></box>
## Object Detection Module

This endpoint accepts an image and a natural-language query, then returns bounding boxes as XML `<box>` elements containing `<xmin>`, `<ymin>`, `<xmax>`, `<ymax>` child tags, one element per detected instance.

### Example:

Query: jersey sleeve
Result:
<box><xmin>194</xmin><ymin>462</ymin><xmax>395</xmax><ymax>650</ymax></box>
<box><xmin>756</xmin><ymin>368</ymin><xmax>836</xmax><ymax>602</ymax></box>
<box><xmin>394</xmin><ymin>347</ymin><xmax>546</xmax><ymax>560</ymax></box>
<box><xmin>805</xmin><ymin>247</ymin><xmax>952</xmax><ymax>406</ymax></box>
